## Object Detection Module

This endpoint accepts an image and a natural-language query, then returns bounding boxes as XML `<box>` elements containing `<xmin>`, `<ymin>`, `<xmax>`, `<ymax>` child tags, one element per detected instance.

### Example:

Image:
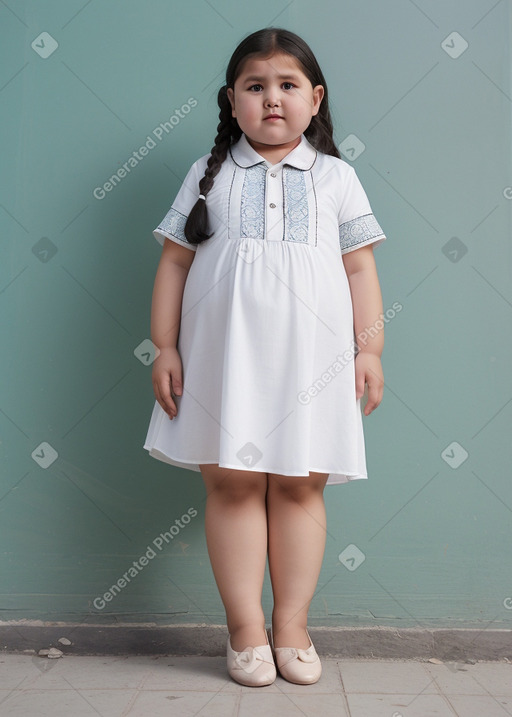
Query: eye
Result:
<box><xmin>282</xmin><ymin>82</ymin><xmax>295</xmax><ymax>90</ymax></box>
<box><xmin>248</xmin><ymin>84</ymin><xmax>263</xmax><ymax>92</ymax></box>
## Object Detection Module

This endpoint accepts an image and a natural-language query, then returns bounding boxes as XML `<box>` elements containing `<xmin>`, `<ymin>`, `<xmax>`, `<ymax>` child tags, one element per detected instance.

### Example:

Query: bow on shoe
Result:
<box><xmin>233</xmin><ymin>646</ymin><xmax>271</xmax><ymax>674</ymax></box>
<box><xmin>276</xmin><ymin>646</ymin><xmax>318</xmax><ymax>665</ymax></box>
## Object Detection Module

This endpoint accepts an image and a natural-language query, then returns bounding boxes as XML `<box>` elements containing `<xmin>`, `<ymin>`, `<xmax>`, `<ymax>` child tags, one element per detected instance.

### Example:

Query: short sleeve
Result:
<box><xmin>338</xmin><ymin>166</ymin><xmax>386</xmax><ymax>255</ymax></box>
<box><xmin>153</xmin><ymin>159</ymin><xmax>205</xmax><ymax>251</ymax></box>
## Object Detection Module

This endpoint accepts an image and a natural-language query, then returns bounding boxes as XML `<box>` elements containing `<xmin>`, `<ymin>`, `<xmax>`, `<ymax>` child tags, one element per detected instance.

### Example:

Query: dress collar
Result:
<box><xmin>229</xmin><ymin>132</ymin><xmax>317</xmax><ymax>170</ymax></box>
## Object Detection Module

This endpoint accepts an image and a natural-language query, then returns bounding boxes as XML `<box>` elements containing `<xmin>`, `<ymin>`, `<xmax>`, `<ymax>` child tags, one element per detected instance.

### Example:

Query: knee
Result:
<box><xmin>201</xmin><ymin>467</ymin><xmax>267</xmax><ymax>502</ymax></box>
<box><xmin>267</xmin><ymin>473</ymin><xmax>327</xmax><ymax>500</ymax></box>
<box><xmin>219</xmin><ymin>481</ymin><xmax>266</xmax><ymax>504</ymax></box>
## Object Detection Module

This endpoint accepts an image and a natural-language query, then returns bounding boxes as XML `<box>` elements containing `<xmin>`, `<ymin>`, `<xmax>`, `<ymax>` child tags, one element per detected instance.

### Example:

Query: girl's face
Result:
<box><xmin>227</xmin><ymin>53</ymin><xmax>324</xmax><ymax>161</ymax></box>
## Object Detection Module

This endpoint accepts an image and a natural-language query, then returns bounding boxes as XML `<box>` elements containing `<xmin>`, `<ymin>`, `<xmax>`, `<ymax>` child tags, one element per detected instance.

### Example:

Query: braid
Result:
<box><xmin>184</xmin><ymin>87</ymin><xmax>240</xmax><ymax>245</ymax></box>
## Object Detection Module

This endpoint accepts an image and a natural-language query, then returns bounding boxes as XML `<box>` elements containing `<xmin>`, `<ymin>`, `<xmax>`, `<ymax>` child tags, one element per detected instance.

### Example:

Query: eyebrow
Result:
<box><xmin>242</xmin><ymin>74</ymin><xmax>301</xmax><ymax>83</ymax></box>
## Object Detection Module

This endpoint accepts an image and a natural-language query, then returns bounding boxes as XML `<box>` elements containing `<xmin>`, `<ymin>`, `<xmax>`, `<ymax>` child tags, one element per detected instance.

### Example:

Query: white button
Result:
<box><xmin>269</xmin><ymin>203</ymin><xmax>276</xmax><ymax>208</ymax></box>
<box><xmin>270</xmin><ymin>172</ymin><xmax>276</xmax><ymax>177</ymax></box>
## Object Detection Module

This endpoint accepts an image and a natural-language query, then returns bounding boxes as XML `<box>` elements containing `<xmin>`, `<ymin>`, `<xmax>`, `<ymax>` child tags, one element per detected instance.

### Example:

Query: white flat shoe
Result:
<box><xmin>270</xmin><ymin>627</ymin><xmax>322</xmax><ymax>684</ymax></box>
<box><xmin>226</xmin><ymin>629</ymin><xmax>276</xmax><ymax>687</ymax></box>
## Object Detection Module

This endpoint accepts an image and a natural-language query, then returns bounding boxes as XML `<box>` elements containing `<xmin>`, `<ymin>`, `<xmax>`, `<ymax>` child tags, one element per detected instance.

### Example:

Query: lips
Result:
<box><xmin>264</xmin><ymin>114</ymin><xmax>283</xmax><ymax>120</ymax></box>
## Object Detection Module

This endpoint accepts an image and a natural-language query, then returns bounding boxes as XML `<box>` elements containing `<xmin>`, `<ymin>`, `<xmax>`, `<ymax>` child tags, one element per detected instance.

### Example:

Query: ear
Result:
<box><xmin>311</xmin><ymin>85</ymin><xmax>324</xmax><ymax>116</ymax></box>
<box><xmin>226</xmin><ymin>87</ymin><xmax>236</xmax><ymax>117</ymax></box>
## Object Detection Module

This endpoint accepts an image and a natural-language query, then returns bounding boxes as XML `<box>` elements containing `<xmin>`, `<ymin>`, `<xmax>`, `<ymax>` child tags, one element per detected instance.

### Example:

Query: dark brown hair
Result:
<box><xmin>184</xmin><ymin>27</ymin><xmax>340</xmax><ymax>245</ymax></box>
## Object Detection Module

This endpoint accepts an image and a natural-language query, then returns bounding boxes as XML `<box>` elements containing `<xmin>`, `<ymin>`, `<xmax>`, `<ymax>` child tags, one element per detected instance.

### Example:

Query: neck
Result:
<box><xmin>245</xmin><ymin>135</ymin><xmax>302</xmax><ymax>165</ymax></box>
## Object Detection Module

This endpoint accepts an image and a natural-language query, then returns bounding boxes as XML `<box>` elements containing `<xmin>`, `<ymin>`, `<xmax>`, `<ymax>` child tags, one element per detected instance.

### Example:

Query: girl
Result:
<box><xmin>144</xmin><ymin>27</ymin><xmax>386</xmax><ymax>687</ymax></box>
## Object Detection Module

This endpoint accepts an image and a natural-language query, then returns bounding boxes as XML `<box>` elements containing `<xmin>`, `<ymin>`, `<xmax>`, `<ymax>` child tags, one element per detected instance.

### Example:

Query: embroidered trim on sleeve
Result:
<box><xmin>155</xmin><ymin>207</ymin><xmax>193</xmax><ymax>245</ymax></box>
<box><xmin>339</xmin><ymin>213</ymin><xmax>384</xmax><ymax>252</ymax></box>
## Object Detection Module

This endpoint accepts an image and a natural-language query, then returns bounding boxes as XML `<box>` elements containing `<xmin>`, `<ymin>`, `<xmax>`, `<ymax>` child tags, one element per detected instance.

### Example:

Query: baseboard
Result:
<box><xmin>1</xmin><ymin>622</ymin><xmax>511</xmax><ymax>661</ymax></box>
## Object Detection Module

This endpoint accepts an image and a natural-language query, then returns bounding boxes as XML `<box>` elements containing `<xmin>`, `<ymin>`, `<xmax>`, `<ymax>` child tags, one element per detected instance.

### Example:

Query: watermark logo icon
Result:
<box><xmin>338</xmin><ymin>134</ymin><xmax>366</xmax><ymax>161</ymax></box>
<box><xmin>32</xmin><ymin>237</ymin><xmax>58</xmax><ymax>263</ymax></box>
<box><xmin>441</xmin><ymin>442</ymin><xmax>468</xmax><ymax>469</ymax></box>
<box><xmin>338</xmin><ymin>544</ymin><xmax>366</xmax><ymax>571</ymax></box>
<box><xmin>236</xmin><ymin>238</ymin><xmax>264</xmax><ymax>264</ymax></box>
<box><xmin>31</xmin><ymin>32</ymin><xmax>58</xmax><ymax>59</ymax></box>
<box><xmin>236</xmin><ymin>443</ymin><xmax>263</xmax><ymax>468</ymax></box>
<box><xmin>442</xmin><ymin>237</ymin><xmax>468</xmax><ymax>263</ymax></box>
<box><xmin>32</xmin><ymin>442</ymin><xmax>59</xmax><ymax>469</ymax></box>
<box><xmin>134</xmin><ymin>339</ymin><xmax>160</xmax><ymax>366</ymax></box>
<box><xmin>441</xmin><ymin>32</ymin><xmax>468</xmax><ymax>59</ymax></box>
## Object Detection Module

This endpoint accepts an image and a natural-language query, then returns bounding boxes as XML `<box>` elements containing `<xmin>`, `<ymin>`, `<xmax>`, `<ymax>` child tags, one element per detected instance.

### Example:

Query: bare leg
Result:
<box><xmin>199</xmin><ymin>464</ymin><xmax>269</xmax><ymax>652</ymax></box>
<box><xmin>266</xmin><ymin>471</ymin><xmax>329</xmax><ymax>649</ymax></box>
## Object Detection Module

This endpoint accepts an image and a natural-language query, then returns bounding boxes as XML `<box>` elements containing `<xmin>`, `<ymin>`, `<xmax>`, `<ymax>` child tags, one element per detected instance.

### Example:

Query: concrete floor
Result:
<box><xmin>0</xmin><ymin>653</ymin><xmax>511</xmax><ymax>716</ymax></box>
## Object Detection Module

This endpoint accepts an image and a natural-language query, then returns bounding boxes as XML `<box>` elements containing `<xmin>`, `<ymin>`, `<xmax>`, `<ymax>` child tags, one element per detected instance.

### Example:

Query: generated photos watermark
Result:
<box><xmin>93</xmin><ymin>97</ymin><xmax>198</xmax><ymax>200</ymax></box>
<box><xmin>298</xmin><ymin>301</ymin><xmax>402</xmax><ymax>405</ymax></box>
<box><xmin>93</xmin><ymin>507</ymin><xmax>198</xmax><ymax>610</ymax></box>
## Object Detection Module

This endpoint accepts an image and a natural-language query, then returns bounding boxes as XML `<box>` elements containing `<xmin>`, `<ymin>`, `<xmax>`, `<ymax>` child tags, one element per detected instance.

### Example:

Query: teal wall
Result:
<box><xmin>1</xmin><ymin>0</ymin><xmax>511</xmax><ymax>632</ymax></box>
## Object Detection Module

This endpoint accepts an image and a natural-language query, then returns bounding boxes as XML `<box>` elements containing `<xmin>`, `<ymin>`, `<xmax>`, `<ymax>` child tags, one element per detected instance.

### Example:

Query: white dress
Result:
<box><xmin>143</xmin><ymin>133</ymin><xmax>386</xmax><ymax>485</ymax></box>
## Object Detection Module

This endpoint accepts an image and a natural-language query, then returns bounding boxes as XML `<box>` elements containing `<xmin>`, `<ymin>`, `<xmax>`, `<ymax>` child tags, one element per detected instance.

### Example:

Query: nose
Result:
<box><xmin>264</xmin><ymin>86</ymin><xmax>281</xmax><ymax>107</ymax></box>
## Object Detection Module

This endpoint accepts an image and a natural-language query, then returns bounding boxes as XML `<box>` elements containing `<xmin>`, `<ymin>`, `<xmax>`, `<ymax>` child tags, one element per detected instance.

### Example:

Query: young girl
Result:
<box><xmin>144</xmin><ymin>27</ymin><xmax>386</xmax><ymax>687</ymax></box>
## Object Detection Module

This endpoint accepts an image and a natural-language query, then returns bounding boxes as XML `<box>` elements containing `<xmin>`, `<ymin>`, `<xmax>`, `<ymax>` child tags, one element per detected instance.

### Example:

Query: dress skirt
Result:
<box><xmin>143</xmin><ymin>231</ymin><xmax>369</xmax><ymax>486</ymax></box>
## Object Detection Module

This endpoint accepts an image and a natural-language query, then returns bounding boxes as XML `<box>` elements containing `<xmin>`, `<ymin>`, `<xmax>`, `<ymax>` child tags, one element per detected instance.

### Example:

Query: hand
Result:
<box><xmin>151</xmin><ymin>346</ymin><xmax>184</xmax><ymax>420</ymax></box>
<box><xmin>354</xmin><ymin>351</ymin><xmax>384</xmax><ymax>416</ymax></box>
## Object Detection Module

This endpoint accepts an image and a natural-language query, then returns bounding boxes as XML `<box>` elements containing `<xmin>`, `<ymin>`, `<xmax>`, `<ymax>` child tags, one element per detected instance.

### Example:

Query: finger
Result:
<box><xmin>354</xmin><ymin>368</ymin><xmax>366</xmax><ymax>401</ymax></box>
<box><xmin>171</xmin><ymin>373</ymin><xmax>183</xmax><ymax>397</ymax></box>
<box><xmin>165</xmin><ymin>374</ymin><xmax>181</xmax><ymax>414</ymax></box>
<box><xmin>154</xmin><ymin>376</ymin><xmax>177</xmax><ymax>415</ymax></box>
<box><xmin>364</xmin><ymin>382</ymin><xmax>383</xmax><ymax>415</ymax></box>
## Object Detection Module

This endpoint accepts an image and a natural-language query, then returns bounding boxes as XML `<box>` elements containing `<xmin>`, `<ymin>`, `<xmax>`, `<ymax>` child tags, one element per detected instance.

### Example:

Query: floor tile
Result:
<box><xmin>0</xmin><ymin>654</ymin><xmax>153</xmax><ymax>691</ymax></box>
<box><xmin>347</xmin><ymin>692</ymin><xmax>458</xmax><ymax>717</ymax></box>
<box><xmin>141</xmin><ymin>655</ymin><xmax>345</xmax><ymax>693</ymax></box>
<box><xmin>239</xmin><ymin>691</ymin><xmax>349</xmax><ymax>716</ymax></box>
<box><xmin>0</xmin><ymin>654</ymin><xmax>63</xmax><ymax>690</ymax></box>
<box><xmin>124</xmin><ymin>655</ymin><xmax>232</xmax><ymax>692</ymax></box>
<box><xmin>0</xmin><ymin>688</ymin><xmax>138</xmax><ymax>717</ymax></box>
<box><xmin>423</xmin><ymin>662</ymin><xmax>494</xmax><ymax>695</ymax></box>
<box><xmin>338</xmin><ymin>658</ymin><xmax>438</xmax><ymax>694</ymax></box>
<box><xmin>127</xmin><ymin>690</ymin><xmax>241</xmax><ymax>717</ymax></box>
<box><xmin>462</xmin><ymin>662</ymin><xmax>512</xmax><ymax>696</ymax></box>
<box><xmin>447</xmin><ymin>694</ymin><xmax>512</xmax><ymax>716</ymax></box>
<box><xmin>0</xmin><ymin>653</ymin><xmax>510</xmax><ymax>717</ymax></box>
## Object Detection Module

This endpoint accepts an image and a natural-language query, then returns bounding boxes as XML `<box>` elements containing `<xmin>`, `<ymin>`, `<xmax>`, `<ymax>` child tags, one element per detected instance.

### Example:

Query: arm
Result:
<box><xmin>150</xmin><ymin>238</ymin><xmax>195</xmax><ymax>418</ymax></box>
<box><xmin>151</xmin><ymin>238</ymin><xmax>194</xmax><ymax>349</ymax></box>
<box><xmin>342</xmin><ymin>244</ymin><xmax>384</xmax><ymax>416</ymax></box>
